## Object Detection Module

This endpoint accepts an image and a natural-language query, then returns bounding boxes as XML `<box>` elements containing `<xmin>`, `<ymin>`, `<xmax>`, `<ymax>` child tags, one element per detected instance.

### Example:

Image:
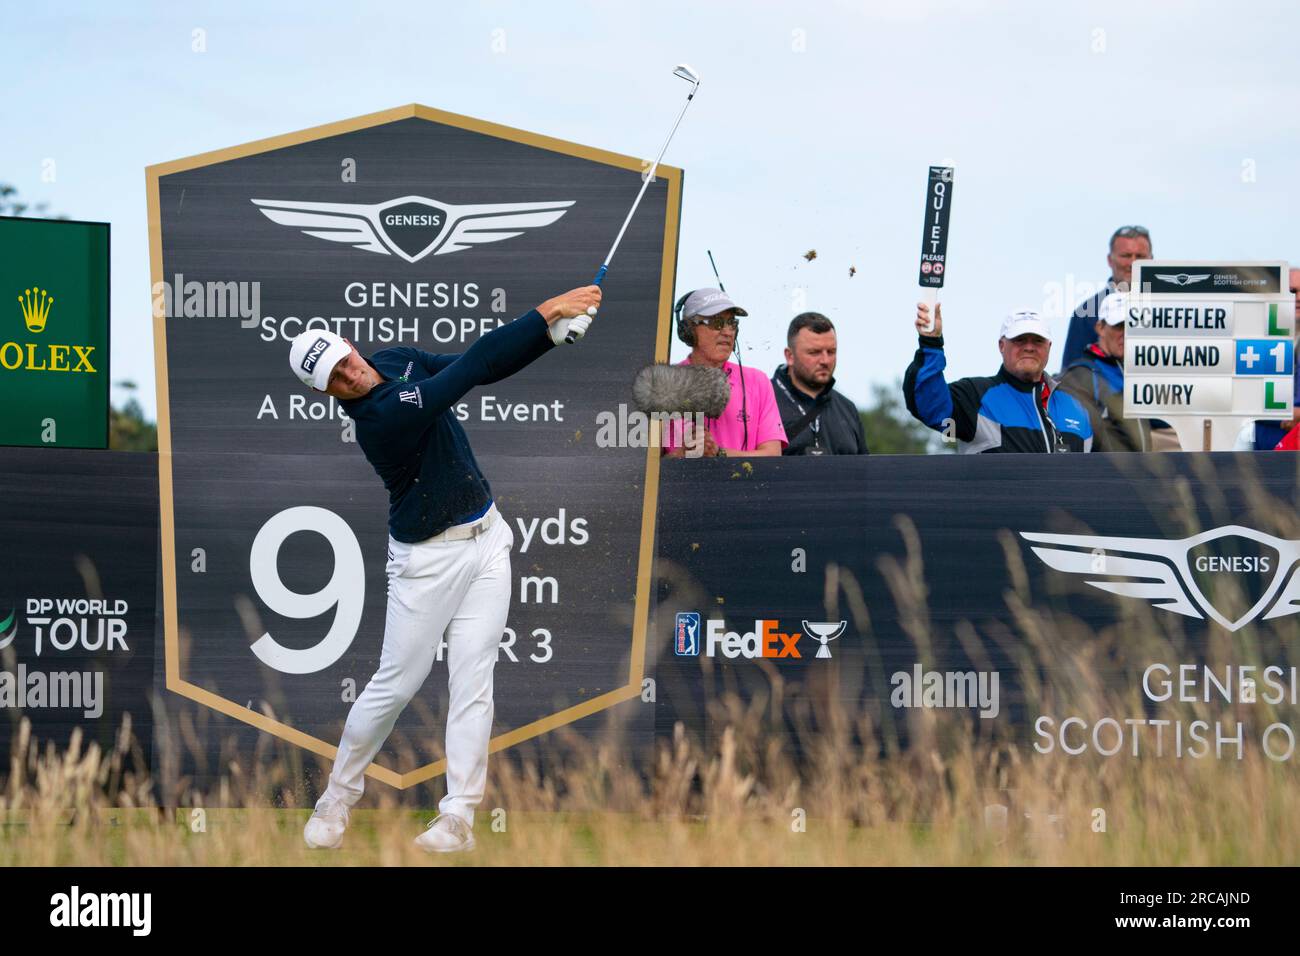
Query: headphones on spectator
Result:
<box><xmin>674</xmin><ymin>292</ymin><xmax>696</xmax><ymax>346</ymax></box>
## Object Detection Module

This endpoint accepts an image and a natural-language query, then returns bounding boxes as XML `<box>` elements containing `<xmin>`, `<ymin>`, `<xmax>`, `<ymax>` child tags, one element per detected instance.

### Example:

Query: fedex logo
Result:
<box><xmin>705</xmin><ymin>619</ymin><xmax>802</xmax><ymax>659</ymax></box>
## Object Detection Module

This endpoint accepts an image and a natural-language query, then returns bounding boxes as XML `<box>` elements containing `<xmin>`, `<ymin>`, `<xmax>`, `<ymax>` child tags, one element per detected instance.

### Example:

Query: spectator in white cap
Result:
<box><xmin>903</xmin><ymin>301</ymin><xmax>1093</xmax><ymax>453</ymax></box>
<box><xmin>1057</xmin><ymin>293</ymin><xmax>1152</xmax><ymax>451</ymax></box>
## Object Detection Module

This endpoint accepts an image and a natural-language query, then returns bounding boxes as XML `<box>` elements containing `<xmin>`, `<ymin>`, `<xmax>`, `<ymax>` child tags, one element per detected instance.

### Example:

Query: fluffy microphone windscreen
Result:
<box><xmin>632</xmin><ymin>363</ymin><xmax>731</xmax><ymax>418</ymax></box>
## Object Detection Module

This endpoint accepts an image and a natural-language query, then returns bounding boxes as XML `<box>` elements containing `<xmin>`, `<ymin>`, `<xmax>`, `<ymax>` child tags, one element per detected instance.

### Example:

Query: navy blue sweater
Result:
<box><xmin>340</xmin><ymin>309</ymin><xmax>554</xmax><ymax>543</ymax></box>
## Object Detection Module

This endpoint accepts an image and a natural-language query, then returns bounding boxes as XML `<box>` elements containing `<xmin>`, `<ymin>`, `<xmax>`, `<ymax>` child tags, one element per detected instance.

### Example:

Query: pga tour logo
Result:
<box><xmin>674</xmin><ymin>612</ymin><xmax>700</xmax><ymax>656</ymax></box>
<box><xmin>1022</xmin><ymin>524</ymin><xmax>1300</xmax><ymax>632</ymax></box>
<box><xmin>251</xmin><ymin>194</ymin><xmax>575</xmax><ymax>263</ymax></box>
<box><xmin>674</xmin><ymin>614</ymin><xmax>847</xmax><ymax>659</ymax></box>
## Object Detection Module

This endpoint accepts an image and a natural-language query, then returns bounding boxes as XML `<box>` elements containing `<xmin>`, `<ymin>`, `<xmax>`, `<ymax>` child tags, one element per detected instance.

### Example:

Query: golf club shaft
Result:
<box><xmin>598</xmin><ymin>92</ymin><xmax>694</xmax><ymax>273</ymax></box>
<box><xmin>567</xmin><ymin>83</ymin><xmax>698</xmax><ymax>343</ymax></box>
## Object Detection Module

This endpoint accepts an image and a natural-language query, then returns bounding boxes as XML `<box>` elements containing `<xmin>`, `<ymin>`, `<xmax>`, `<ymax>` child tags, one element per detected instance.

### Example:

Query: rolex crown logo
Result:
<box><xmin>18</xmin><ymin>287</ymin><xmax>53</xmax><ymax>333</ymax></box>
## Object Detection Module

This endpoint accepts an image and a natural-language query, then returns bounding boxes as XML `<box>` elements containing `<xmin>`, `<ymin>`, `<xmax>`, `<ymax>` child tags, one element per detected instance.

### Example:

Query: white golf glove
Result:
<box><xmin>549</xmin><ymin>307</ymin><xmax>597</xmax><ymax>345</ymax></box>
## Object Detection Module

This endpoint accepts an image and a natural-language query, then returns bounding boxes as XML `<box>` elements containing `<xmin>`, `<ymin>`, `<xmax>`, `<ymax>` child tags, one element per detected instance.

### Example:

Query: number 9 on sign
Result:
<box><xmin>248</xmin><ymin>506</ymin><xmax>365</xmax><ymax>675</ymax></box>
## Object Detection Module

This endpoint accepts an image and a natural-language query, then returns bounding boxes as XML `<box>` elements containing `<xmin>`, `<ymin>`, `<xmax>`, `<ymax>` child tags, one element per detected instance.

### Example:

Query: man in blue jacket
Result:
<box><xmin>904</xmin><ymin>302</ymin><xmax>1093</xmax><ymax>453</ymax></box>
<box><xmin>290</xmin><ymin>285</ymin><xmax>600</xmax><ymax>853</ymax></box>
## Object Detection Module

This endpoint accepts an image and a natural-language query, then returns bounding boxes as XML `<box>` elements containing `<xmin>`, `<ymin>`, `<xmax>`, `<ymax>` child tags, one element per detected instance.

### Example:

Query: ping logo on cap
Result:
<box><xmin>301</xmin><ymin>337</ymin><xmax>331</xmax><ymax>373</ymax></box>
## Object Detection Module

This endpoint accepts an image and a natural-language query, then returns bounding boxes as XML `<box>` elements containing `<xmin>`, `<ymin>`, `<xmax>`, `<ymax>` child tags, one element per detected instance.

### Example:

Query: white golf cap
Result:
<box><xmin>681</xmin><ymin>287</ymin><xmax>748</xmax><ymax>319</ymax></box>
<box><xmin>999</xmin><ymin>309</ymin><xmax>1052</xmax><ymax>342</ymax></box>
<box><xmin>289</xmin><ymin>329</ymin><xmax>351</xmax><ymax>390</ymax></box>
<box><xmin>1098</xmin><ymin>292</ymin><xmax>1128</xmax><ymax>326</ymax></box>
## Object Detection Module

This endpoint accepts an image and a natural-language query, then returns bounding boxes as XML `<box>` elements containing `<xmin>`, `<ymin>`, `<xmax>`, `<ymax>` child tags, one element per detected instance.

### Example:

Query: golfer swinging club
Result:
<box><xmin>289</xmin><ymin>285</ymin><xmax>601</xmax><ymax>852</ymax></box>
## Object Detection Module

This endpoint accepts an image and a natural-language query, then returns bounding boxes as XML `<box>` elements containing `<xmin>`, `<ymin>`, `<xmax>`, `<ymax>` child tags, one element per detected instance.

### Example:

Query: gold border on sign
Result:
<box><xmin>146</xmin><ymin>104</ymin><xmax>680</xmax><ymax>789</ymax></box>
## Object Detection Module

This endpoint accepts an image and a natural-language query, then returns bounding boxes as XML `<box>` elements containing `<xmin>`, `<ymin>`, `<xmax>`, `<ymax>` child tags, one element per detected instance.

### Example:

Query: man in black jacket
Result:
<box><xmin>771</xmin><ymin>312</ymin><xmax>869</xmax><ymax>455</ymax></box>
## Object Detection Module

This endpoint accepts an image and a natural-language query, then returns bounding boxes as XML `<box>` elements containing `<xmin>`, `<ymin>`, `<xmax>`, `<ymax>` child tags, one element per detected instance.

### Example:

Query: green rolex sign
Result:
<box><xmin>0</xmin><ymin>217</ymin><xmax>109</xmax><ymax>448</ymax></box>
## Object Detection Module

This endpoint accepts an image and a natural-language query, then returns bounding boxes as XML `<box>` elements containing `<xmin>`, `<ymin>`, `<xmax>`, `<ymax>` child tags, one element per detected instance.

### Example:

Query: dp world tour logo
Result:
<box><xmin>1021</xmin><ymin>525</ymin><xmax>1300</xmax><ymax>632</ymax></box>
<box><xmin>250</xmin><ymin>195</ymin><xmax>575</xmax><ymax>263</ymax></box>
<box><xmin>0</xmin><ymin>606</ymin><xmax>16</xmax><ymax>649</ymax></box>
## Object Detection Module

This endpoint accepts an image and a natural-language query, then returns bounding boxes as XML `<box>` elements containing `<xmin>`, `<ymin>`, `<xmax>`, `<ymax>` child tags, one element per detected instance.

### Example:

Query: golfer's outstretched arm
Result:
<box><xmin>392</xmin><ymin>286</ymin><xmax>601</xmax><ymax>421</ymax></box>
<box><xmin>478</xmin><ymin>286</ymin><xmax>600</xmax><ymax>384</ymax></box>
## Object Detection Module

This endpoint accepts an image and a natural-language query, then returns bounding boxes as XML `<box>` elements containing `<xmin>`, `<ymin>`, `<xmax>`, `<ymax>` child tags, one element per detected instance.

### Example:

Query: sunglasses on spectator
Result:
<box><xmin>691</xmin><ymin>314</ymin><xmax>739</xmax><ymax>330</ymax></box>
<box><xmin>1110</xmin><ymin>225</ymin><xmax>1150</xmax><ymax>240</ymax></box>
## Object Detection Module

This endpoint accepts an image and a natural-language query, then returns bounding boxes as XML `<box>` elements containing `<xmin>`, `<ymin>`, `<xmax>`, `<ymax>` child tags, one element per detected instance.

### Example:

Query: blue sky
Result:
<box><xmin>4</xmin><ymin>0</ymin><xmax>1296</xmax><ymax>420</ymax></box>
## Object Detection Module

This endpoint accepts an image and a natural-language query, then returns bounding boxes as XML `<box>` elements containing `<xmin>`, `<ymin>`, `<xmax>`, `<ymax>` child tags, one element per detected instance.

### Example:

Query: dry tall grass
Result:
<box><xmin>2</xmin><ymin>710</ymin><xmax>1296</xmax><ymax>866</ymax></box>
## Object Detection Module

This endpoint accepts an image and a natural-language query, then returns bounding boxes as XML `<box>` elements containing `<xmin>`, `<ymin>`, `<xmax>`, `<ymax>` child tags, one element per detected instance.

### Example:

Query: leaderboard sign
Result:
<box><xmin>147</xmin><ymin>105</ymin><xmax>677</xmax><ymax>792</ymax></box>
<box><xmin>0</xmin><ymin>217</ymin><xmax>110</xmax><ymax>449</ymax></box>
<box><xmin>1125</xmin><ymin>261</ymin><xmax>1294</xmax><ymax>450</ymax></box>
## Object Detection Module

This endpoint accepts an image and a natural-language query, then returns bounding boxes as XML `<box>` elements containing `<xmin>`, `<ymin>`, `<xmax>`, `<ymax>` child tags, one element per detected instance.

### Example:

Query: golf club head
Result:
<box><xmin>673</xmin><ymin>63</ymin><xmax>701</xmax><ymax>90</ymax></box>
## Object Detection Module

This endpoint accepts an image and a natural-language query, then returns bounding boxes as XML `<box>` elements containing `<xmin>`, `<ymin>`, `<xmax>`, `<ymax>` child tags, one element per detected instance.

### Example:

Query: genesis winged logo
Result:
<box><xmin>250</xmin><ymin>195</ymin><xmax>575</xmax><ymax>263</ymax></box>
<box><xmin>1021</xmin><ymin>525</ymin><xmax>1300</xmax><ymax>632</ymax></box>
<box><xmin>1153</xmin><ymin>273</ymin><xmax>1211</xmax><ymax>286</ymax></box>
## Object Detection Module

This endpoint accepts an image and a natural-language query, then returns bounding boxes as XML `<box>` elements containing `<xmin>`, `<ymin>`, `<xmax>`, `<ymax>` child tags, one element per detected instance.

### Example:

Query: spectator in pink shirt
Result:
<box><xmin>664</xmin><ymin>288</ymin><xmax>787</xmax><ymax>458</ymax></box>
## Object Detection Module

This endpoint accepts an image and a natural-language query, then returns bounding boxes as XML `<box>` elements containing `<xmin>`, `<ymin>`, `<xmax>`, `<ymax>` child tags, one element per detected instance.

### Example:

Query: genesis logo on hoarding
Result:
<box><xmin>1021</xmin><ymin>524</ymin><xmax>1300</xmax><ymax>632</ymax></box>
<box><xmin>250</xmin><ymin>195</ymin><xmax>575</xmax><ymax>263</ymax></box>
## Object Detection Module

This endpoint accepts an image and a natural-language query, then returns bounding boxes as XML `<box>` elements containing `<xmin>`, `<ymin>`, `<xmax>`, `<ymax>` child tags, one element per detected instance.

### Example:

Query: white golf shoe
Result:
<box><xmin>303</xmin><ymin>797</ymin><xmax>349</xmax><ymax>849</ymax></box>
<box><xmin>414</xmin><ymin>813</ymin><xmax>476</xmax><ymax>853</ymax></box>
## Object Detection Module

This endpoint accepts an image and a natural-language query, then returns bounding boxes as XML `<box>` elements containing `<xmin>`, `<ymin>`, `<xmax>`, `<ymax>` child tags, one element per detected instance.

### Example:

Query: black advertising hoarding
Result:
<box><xmin>0</xmin><ymin>217</ymin><xmax>110</xmax><ymax>449</ymax></box>
<box><xmin>147</xmin><ymin>106</ymin><xmax>679</xmax><ymax>793</ymax></box>
<box><xmin>916</xmin><ymin>166</ymin><xmax>954</xmax><ymax>289</ymax></box>
<box><xmin>0</xmin><ymin>449</ymin><xmax>157</xmax><ymax>766</ymax></box>
<box><xmin>2</xmin><ymin>448</ymin><xmax>1294</xmax><ymax>798</ymax></box>
<box><xmin>652</xmin><ymin>453</ymin><xmax>1300</xmax><ymax>766</ymax></box>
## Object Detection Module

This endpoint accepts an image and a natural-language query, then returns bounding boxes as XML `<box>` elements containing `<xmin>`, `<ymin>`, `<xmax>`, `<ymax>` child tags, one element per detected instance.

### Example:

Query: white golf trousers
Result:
<box><xmin>320</xmin><ymin>504</ymin><xmax>513</xmax><ymax>826</ymax></box>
